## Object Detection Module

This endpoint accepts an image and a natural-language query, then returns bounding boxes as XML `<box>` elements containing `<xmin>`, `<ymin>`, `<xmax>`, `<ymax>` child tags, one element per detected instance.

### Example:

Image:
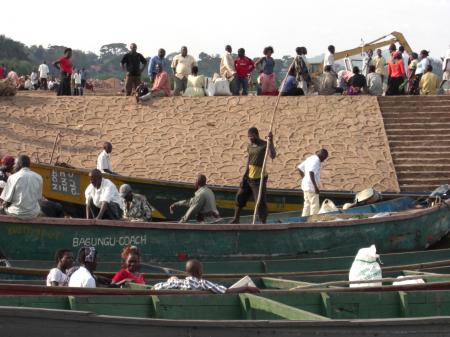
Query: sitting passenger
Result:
<box><xmin>366</xmin><ymin>65</ymin><xmax>383</xmax><ymax>96</ymax></box>
<box><xmin>280</xmin><ymin>67</ymin><xmax>304</xmax><ymax>96</ymax></box>
<box><xmin>111</xmin><ymin>245</ymin><xmax>145</xmax><ymax>285</ymax></box>
<box><xmin>153</xmin><ymin>259</ymin><xmax>259</xmax><ymax>294</ymax></box>
<box><xmin>68</xmin><ymin>246</ymin><xmax>97</xmax><ymax>288</ymax></box>
<box><xmin>85</xmin><ymin>169</ymin><xmax>124</xmax><ymax>220</ymax></box>
<box><xmin>169</xmin><ymin>174</ymin><xmax>219</xmax><ymax>223</ymax></box>
<box><xmin>119</xmin><ymin>184</ymin><xmax>152</xmax><ymax>222</ymax></box>
<box><xmin>0</xmin><ymin>155</ymin><xmax>43</xmax><ymax>218</ymax></box>
<box><xmin>0</xmin><ymin>155</ymin><xmax>15</xmax><ymax>191</ymax></box>
<box><xmin>46</xmin><ymin>249</ymin><xmax>74</xmax><ymax>286</ymax></box>
<box><xmin>183</xmin><ymin>66</ymin><xmax>205</xmax><ymax>97</ymax></box>
<box><xmin>137</xmin><ymin>64</ymin><xmax>172</xmax><ymax>102</ymax></box>
<box><xmin>319</xmin><ymin>65</ymin><xmax>342</xmax><ymax>95</ymax></box>
<box><xmin>346</xmin><ymin>66</ymin><xmax>367</xmax><ymax>95</ymax></box>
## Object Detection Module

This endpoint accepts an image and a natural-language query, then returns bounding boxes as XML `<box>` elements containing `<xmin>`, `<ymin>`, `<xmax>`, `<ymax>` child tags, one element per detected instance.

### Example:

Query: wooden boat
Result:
<box><xmin>31</xmin><ymin>162</ymin><xmax>425</xmax><ymax>220</ymax></box>
<box><xmin>0</xmin><ymin>197</ymin><xmax>449</xmax><ymax>263</ymax></box>
<box><xmin>3</xmin><ymin>247</ymin><xmax>450</xmax><ymax>284</ymax></box>
<box><xmin>2</xmin><ymin>287</ymin><xmax>450</xmax><ymax>336</ymax></box>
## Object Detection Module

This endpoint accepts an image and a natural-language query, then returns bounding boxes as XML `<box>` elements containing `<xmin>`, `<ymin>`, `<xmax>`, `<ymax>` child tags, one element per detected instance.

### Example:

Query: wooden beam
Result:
<box><xmin>398</xmin><ymin>291</ymin><xmax>409</xmax><ymax>317</ymax></box>
<box><xmin>151</xmin><ymin>295</ymin><xmax>160</xmax><ymax>318</ymax></box>
<box><xmin>320</xmin><ymin>292</ymin><xmax>332</xmax><ymax>318</ymax></box>
<box><xmin>261</xmin><ymin>277</ymin><xmax>316</xmax><ymax>289</ymax></box>
<box><xmin>238</xmin><ymin>294</ymin><xmax>329</xmax><ymax>321</ymax></box>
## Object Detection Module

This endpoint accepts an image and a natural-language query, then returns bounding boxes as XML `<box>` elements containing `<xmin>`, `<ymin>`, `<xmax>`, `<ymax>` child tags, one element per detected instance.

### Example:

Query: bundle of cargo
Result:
<box><xmin>0</xmin><ymin>80</ymin><xmax>16</xmax><ymax>96</ymax></box>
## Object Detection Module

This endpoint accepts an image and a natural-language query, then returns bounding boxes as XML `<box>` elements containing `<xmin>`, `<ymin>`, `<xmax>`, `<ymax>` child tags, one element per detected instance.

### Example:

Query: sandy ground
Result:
<box><xmin>0</xmin><ymin>93</ymin><xmax>400</xmax><ymax>192</ymax></box>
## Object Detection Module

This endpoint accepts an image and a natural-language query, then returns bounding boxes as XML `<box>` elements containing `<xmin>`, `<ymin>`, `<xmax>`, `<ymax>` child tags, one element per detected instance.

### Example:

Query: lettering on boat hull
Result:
<box><xmin>72</xmin><ymin>235</ymin><xmax>147</xmax><ymax>248</ymax></box>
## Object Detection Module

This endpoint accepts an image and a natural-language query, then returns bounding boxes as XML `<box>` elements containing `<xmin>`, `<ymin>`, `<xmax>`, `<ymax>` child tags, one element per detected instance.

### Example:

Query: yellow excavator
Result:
<box><xmin>309</xmin><ymin>31</ymin><xmax>413</xmax><ymax>78</ymax></box>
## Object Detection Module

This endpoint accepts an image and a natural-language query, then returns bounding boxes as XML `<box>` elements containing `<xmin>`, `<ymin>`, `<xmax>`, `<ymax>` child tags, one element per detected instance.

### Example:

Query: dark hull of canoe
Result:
<box><xmin>0</xmin><ymin>201</ymin><xmax>449</xmax><ymax>262</ymax></box>
<box><xmin>2</xmin><ymin>289</ymin><xmax>450</xmax><ymax>337</ymax></box>
<box><xmin>31</xmin><ymin>162</ymin><xmax>424</xmax><ymax>221</ymax></box>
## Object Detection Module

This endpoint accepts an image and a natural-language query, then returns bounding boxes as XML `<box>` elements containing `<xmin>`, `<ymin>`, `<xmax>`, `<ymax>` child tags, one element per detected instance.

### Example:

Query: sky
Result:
<box><xmin>2</xmin><ymin>0</ymin><xmax>450</xmax><ymax>60</ymax></box>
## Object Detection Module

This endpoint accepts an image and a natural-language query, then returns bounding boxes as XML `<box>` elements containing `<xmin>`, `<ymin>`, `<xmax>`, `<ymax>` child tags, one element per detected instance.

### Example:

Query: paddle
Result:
<box><xmin>252</xmin><ymin>59</ymin><xmax>296</xmax><ymax>224</ymax></box>
<box><xmin>139</xmin><ymin>262</ymin><xmax>185</xmax><ymax>276</ymax></box>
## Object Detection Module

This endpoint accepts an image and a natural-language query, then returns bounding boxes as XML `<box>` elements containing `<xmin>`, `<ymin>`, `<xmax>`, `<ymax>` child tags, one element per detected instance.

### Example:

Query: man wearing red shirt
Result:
<box><xmin>53</xmin><ymin>48</ymin><xmax>73</xmax><ymax>96</ymax></box>
<box><xmin>234</xmin><ymin>48</ymin><xmax>255</xmax><ymax>95</ymax></box>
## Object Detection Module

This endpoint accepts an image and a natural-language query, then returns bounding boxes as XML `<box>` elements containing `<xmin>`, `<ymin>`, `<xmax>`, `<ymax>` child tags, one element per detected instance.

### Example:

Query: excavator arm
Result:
<box><xmin>333</xmin><ymin>31</ymin><xmax>413</xmax><ymax>61</ymax></box>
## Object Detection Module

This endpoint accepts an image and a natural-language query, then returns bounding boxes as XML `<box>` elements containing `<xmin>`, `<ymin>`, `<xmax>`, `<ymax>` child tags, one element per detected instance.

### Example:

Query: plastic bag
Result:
<box><xmin>349</xmin><ymin>245</ymin><xmax>382</xmax><ymax>288</ymax></box>
<box><xmin>318</xmin><ymin>199</ymin><xmax>338</xmax><ymax>214</ymax></box>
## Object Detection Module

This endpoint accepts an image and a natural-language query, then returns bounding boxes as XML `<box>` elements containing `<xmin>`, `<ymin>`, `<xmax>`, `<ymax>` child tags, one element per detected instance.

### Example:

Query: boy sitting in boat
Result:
<box><xmin>153</xmin><ymin>259</ymin><xmax>259</xmax><ymax>294</ymax></box>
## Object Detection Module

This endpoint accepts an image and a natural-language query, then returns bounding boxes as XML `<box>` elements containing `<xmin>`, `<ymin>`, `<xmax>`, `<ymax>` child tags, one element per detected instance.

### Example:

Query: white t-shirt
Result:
<box><xmin>415</xmin><ymin>57</ymin><xmax>430</xmax><ymax>75</ymax></box>
<box><xmin>68</xmin><ymin>266</ymin><xmax>96</xmax><ymax>288</ymax></box>
<box><xmin>38</xmin><ymin>63</ymin><xmax>49</xmax><ymax>78</ymax></box>
<box><xmin>85</xmin><ymin>177</ymin><xmax>124</xmax><ymax>209</ymax></box>
<box><xmin>323</xmin><ymin>52</ymin><xmax>334</xmax><ymax>68</ymax></box>
<box><xmin>73</xmin><ymin>72</ymin><xmax>81</xmax><ymax>85</ymax></box>
<box><xmin>0</xmin><ymin>167</ymin><xmax>42</xmax><ymax>217</ymax></box>
<box><xmin>46</xmin><ymin>268</ymin><xmax>69</xmax><ymax>286</ymax></box>
<box><xmin>298</xmin><ymin>155</ymin><xmax>321</xmax><ymax>193</ymax></box>
<box><xmin>97</xmin><ymin>150</ymin><xmax>112</xmax><ymax>173</ymax></box>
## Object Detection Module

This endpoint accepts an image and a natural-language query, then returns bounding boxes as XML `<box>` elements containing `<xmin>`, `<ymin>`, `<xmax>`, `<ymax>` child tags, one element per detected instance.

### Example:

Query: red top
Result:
<box><xmin>388</xmin><ymin>60</ymin><xmax>405</xmax><ymax>78</ymax></box>
<box><xmin>0</xmin><ymin>66</ymin><xmax>4</xmax><ymax>79</ymax></box>
<box><xmin>59</xmin><ymin>56</ymin><xmax>73</xmax><ymax>74</ymax></box>
<box><xmin>111</xmin><ymin>268</ymin><xmax>145</xmax><ymax>284</ymax></box>
<box><xmin>234</xmin><ymin>57</ymin><xmax>255</xmax><ymax>77</ymax></box>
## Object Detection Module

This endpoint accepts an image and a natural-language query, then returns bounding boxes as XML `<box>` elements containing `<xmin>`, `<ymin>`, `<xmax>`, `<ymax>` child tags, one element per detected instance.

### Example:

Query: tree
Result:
<box><xmin>99</xmin><ymin>43</ymin><xmax>127</xmax><ymax>60</ymax></box>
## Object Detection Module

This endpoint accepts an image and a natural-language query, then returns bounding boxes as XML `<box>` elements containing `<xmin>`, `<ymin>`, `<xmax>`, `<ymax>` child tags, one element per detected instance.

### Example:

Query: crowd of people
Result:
<box><xmin>1</xmin><ymin>43</ymin><xmax>449</xmax><ymax>98</ymax></box>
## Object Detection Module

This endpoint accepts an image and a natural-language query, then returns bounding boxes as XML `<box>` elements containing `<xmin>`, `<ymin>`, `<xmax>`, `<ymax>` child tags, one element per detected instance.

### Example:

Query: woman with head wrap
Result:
<box><xmin>68</xmin><ymin>246</ymin><xmax>97</xmax><ymax>288</ymax></box>
<box><xmin>111</xmin><ymin>246</ymin><xmax>145</xmax><ymax>285</ymax></box>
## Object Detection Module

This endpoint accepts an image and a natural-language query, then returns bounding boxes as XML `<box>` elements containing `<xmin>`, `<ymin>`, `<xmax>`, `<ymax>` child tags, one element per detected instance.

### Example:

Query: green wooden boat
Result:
<box><xmin>31</xmin><ymin>162</ymin><xmax>425</xmax><ymax>221</ymax></box>
<box><xmin>1</xmin><ymin>289</ymin><xmax>450</xmax><ymax>336</ymax></box>
<box><xmin>2</xmin><ymin>247</ymin><xmax>450</xmax><ymax>284</ymax></box>
<box><xmin>0</xmin><ymin>198</ymin><xmax>449</xmax><ymax>263</ymax></box>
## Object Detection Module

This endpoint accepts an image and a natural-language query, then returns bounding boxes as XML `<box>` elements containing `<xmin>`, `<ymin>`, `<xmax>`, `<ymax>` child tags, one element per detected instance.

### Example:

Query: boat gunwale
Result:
<box><xmin>0</xmin><ymin>201</ymin><xmax>446</xmax><ymax>231</ymax></box>
<box><xmin>32</xmin><ymin>162</ymin><xmax>428</xmax><ymax>198</ymax></box>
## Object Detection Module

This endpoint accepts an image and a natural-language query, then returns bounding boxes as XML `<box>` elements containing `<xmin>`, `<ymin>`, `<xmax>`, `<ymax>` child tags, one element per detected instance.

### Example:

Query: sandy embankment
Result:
<box><xmin>0</xmin><ymin>94</ymin><xmax>399</xmax><ymax>192</ymax></box>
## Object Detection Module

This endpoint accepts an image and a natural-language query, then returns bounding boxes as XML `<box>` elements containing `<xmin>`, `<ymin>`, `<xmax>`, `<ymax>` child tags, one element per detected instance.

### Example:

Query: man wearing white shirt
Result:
<box><xmin>85</xmin><ymin>169</ymin><xmax>123</xmax><ymax>220</ymax></box>
<box><xmin>38</xmin><ymin>61</ymin><xmax>50</xmax><ymax>90</ymax></box>
<box><xmin>0</xmin><ymin>155</ymin><xmax>43</xmax><ymax>218</ymax></box>
<box><xmin>68</xmin><ymin>246</ymin><xmax>97</xmax><ymax>288</ymax></box>
<box><xmin>220</xmin><ymin>45</ymin><xmax>237</xmax><ymax>95</ymax></box>
<box><xmin>297</xmin><ymin>149</ymin><xmax>328</xmax><ymax>217</ymax></box>
<box><xmin>97</xmin><ymin>142</ymin><xmax>115</xmax><ymax>174</ymax></box>
<box><xmin>398</xmin><ymin>46</ymin><xmax>410</xmax><ymax>78</ymax></box>
<box><xmin>415</xmin><ymin>50</ymin><xmax>430</xmax><ymax>79</ymax></box>
<box><xmin>323</xmin><ymin>45</ymin><xmax>335</xmax><ymax>72</ymax></box>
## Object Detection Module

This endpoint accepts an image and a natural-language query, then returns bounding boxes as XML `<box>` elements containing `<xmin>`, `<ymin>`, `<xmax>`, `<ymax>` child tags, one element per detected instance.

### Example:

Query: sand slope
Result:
<box><xmin>0</xmin><ymin>94</ymin><xmax>399</xmax><ymax>192</ymax></box>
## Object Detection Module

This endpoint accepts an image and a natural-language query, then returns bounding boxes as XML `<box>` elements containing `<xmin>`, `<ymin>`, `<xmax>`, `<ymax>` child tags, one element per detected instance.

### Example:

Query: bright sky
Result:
<box><xmin>2</xmin><ymin>0</ymin><xmax>449</xmax><ymax>60</ymax></box>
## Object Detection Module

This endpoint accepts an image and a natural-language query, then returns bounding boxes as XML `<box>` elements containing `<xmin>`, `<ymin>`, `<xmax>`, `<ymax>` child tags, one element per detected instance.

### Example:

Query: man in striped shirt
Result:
<box><xmin>153</xmin><ymin>259</ymin><xmax>259</xmax><ymax>294</ymax></box>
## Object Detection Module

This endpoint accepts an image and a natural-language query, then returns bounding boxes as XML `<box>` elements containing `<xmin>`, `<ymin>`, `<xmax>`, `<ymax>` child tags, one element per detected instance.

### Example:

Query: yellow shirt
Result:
<box><xmin>373</xmin><ymin>55</ymin><xmax>386</xmax><ymax>76</ymax></box>
<box><xmin>171</xmin><ymin>54</ymin><xmax>197</xmax><ymax>79</ymax></box>
<box><xmin>419</xmin><ymin>72</ymin><xmax>439</xmax><ymax>95</ymax></box>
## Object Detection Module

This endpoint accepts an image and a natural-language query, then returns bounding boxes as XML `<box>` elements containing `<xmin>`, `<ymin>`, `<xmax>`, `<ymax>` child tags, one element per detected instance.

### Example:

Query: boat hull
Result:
<box><xmin>0</xmin><ymin>202</ymin><xmax>449</xmax><ymax>262</ymax></box>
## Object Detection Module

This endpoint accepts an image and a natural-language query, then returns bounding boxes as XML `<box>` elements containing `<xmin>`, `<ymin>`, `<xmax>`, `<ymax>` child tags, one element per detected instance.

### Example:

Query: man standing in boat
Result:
<box><xmin>97</xmin><ymin>142</ymin><xmax>116</xmax><ymax>175</ymax></box>
<box><xmin>231</xmin><ymin>127</ymin><xmax>276</xmax><ymax>224</ymax></box>
<box><xmin>297</xmin><ymin>149</ymin><xmax>328</xmax><ymax>217</ymax></box>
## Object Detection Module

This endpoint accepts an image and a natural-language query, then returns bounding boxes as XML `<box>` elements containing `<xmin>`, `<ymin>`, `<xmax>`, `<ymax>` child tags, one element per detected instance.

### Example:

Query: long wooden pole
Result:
<box><xmin>49</xmin><ymin>132</ymin><xmax>61</xmax><ymax>165</ymax></box>
<box><xmin>252</xmin><ymin>59</ymin><xmax>296</xmax><ymax>224</ymax></box>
